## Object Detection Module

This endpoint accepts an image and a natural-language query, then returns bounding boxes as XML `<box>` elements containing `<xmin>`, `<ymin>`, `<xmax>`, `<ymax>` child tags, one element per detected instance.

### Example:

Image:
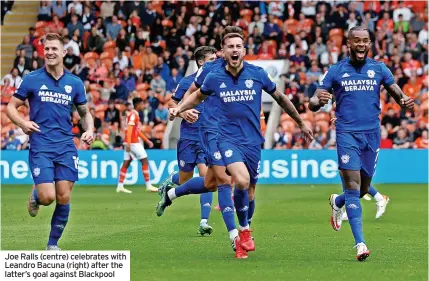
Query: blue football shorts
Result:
<box><xmin>336</xmin><ymin>131</ymin><xmax>380</xmax><ymax>177</ymax></box>
<box><xmin>176</xmin><ymin>139</ymin><xmax>207</xmax><ymax>172</ymax></box>
<box><xmin>199</xmin><ymin>129</ymin><xmax>224</xmax><ymax>167</ymax></box>
<box><xmin>29</xmin><ymin>147</ymin><xmax>79</xmax><ymax>184</ymax></box>
<box><xmin>217</xmin><ymin>141</ymin><xmax>261</xmax><ymax>185</ymax></box>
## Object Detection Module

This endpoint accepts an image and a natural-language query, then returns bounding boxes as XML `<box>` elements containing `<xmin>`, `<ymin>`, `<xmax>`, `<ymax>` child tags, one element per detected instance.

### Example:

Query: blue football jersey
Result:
<box><xmin>200</xmin><ymin>62</ymin><xmax>276</xmax><ymax>145</ymax></box>
<box><xmin>319</xmin><ymin>58</ymin><xmax>395</xmax><ymax>132</ymax></box>
<box><xmin>195</xmin><ymin>58</ymin><xmax>226</xmax><ymax>132</ymax></box>
<box><xmin>13</xmin><ymin>67</ymin><xmax>87</xmax><ymax>152</ymax></box>
<box><xmin>171</xmin><ymin>72</ymin><xmax>204</xmax><ymax>141</ymax></box>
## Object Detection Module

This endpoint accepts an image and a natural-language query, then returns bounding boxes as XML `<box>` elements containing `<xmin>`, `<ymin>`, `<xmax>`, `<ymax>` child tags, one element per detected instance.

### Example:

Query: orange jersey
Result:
<box><xmin>126</xmin><ymin>110</ymin><xmax>140</xmax><ymax>143</ymax></box>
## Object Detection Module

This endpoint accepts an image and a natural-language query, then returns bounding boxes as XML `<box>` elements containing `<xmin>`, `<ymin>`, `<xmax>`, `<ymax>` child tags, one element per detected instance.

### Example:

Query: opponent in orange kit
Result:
<box><xmin>117</xmin><ymin>97</ymin><xmax>158</xmax><ymax>193</ymax></box>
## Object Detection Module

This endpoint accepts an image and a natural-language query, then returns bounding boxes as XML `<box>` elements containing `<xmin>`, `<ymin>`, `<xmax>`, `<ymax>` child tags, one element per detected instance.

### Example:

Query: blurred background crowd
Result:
<box><xmin>1</xmin><ymin>0</ymin><xmax>427</xmax><ymax>151</ymax></box>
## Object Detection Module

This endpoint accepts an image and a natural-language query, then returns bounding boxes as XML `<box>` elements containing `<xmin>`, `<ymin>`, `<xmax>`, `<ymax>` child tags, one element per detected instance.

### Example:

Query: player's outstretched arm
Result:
<box><xmin>169</xmin><ymin>89</ymin><xmax>207</xmax><ymax>121</ymax></box>
<box><xmin>76</xmin><ymin>104</ymin><xmax>94</xmax><ymax>145</ymax></box>
<box><xmin>308</xmin><ymin>89</ymin><xmax>332</xmax><ymax>112</ymax></box>
<box><xmin>269</xmin><ymin>90</ymin><xmax>314</xmax><ymax>142</ymax></box>
<box><xmin>6</xmin><ymin>97</ymin><xmax>40</xmax><ymax>135</ymax></box>
<box><xmin>385</xmin><ymin>84</ymin><xmax>415</xmax><ymax>111</ymax></box>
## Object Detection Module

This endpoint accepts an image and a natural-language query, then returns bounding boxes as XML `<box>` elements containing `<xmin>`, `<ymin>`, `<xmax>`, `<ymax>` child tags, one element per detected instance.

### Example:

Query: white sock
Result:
<box><xmin>374</xmin><ymin>192</ymin><xmax>384</xmax><ymax>202</ymax></box>
<box><xmin>229</xmin><ymin>229</ymin><xmax>239</xmax><ymax>242</ymax></box>
<box><xmin>117</xmin><ymin>183</ymin><xmax>124</xmax><ymax>189</ymax></box>
<box><xmin>200</xmin><ymin>219</ymin><xmax>208</xmax><ymax>225</ymax></box>
<box><xmin>145</xmin><ymin>182</ymin><xmax>152</xmax><ymax>188</ymax></box>
<box><xmin>167</xmin><ymin>188</ymin><xmax>177</xmax><ymax>201</ymax></box>
<box><xmin>239</xmin><ymin>225</ymin><xmax>249</xmax><ymax>231</ymax></box>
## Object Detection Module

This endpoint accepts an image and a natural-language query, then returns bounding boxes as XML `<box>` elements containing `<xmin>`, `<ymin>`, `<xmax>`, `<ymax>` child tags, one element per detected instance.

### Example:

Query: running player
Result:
<box><xmin>169</xmin><ymin>31</ymin><xmax>313</xmax><ymax>258</ymax></box>
<box><xmin>309</xmin><ymin>26</ymin><xmax>414</xmax><ymax>261</ymax></box>
<box><xmin>117</xmin><ymin>97</ymin><xmax>158</xmax><ymax>193</ymax></box>
<box><xmin>6</xmin><ymin>33</ymin><xmax>94</xmax><ymax>250</ymax></box>
<box><xmin>168</xmin><ymin>46</ymin><xmax>218</xmax><ymax>235</ymax></box>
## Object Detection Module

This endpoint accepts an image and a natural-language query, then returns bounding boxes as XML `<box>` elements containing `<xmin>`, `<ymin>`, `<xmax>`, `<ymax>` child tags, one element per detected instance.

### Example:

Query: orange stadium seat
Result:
<box><xmin>138</xmin><ymin>90</ymin><xmax>147</xmax><ymax>100</ymax></box>
<box><xmin>240</xmin><ymin>9</ymin><xmax>253</xmax><ymax>23</ymax></box>
<box><xmin>115</xmin><ymin>104</ymin><xmax>127</xmax><ymax>112</ymax></box>
<box><xmin>274</xmin><ymin>18</ymin><xmax>283</xmax><ymax>29</ymax></box>
<box><xmin>136</xmin><ymin>83</ymin><xmax>149</xmax><ymax>91</ymax></box>
<box><xmin>84</xmin><ymin>52</ymin><xmax>99</xmax><ymax>68</ymax></box>
<box><xmin>100</xmin><ymin>52</ymin><xmax>113</xmax><ymax>69</ymax></box>
<box><xmin>162</xmin><ymin>19</ymin><xmax>173</xmax><ymax>27</ymax></box>
<box><xmin>83</xmin><ymin>31</ymin><xmax>91</xmax><ymax>50</ymax></box>
<box><xmin>284</xmin><ymin>19</ymin><xmax>298</xmax><ymax>35</ymax></box>
<box><xmin>103</xmin><ymin>41</ymin><xmax>116</xmax><ymax>57</ymax></box>
<box><xmin>329</xmin><ymin>28</ymin><xmax>343</xmax><ymax>38</ymax></box>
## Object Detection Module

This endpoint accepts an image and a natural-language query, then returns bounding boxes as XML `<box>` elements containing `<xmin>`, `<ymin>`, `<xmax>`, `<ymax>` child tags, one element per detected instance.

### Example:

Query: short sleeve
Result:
<box><xmin>380</xmin><ymin>63</ymin><xmax>395</xmax><ymax>87</ymax></box>
<box><xmin>318</xmin><ymin>66</ymin><xmax>336</xmax><ymax>91</ymax></box>
<box><xmin>194</xmin><ymin>63</ymin><xmax>211</xmax><ymax>88</ymax></box>
<box><xmin>73</xmin><ymin>80</ymin><xmax>87</xmax><ymax>105</ymax></box>
<box><xmin>13</xmin><ymin>76</ymin><xmax>31</xmax><ymax>101</ymax></box>
<box><xmin>171</xmin><ymin>79</ymin><xmax>187</xmax><ymax>102</ymax></box>
<box><xmin>200</xmin><ymin>73</ymin><xmax>215</xmax><ymax>96</ymax></box>
<box><xmin>260</xmin><ymin>69</ymin><xmax>276</xmax><ymax>94</ymax></box>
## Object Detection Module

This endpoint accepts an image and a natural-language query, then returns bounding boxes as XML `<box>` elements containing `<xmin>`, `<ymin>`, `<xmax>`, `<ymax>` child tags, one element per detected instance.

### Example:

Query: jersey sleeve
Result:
<box><xmin>171</xmin><ymin>79</ymin><xmax>187</xmax><ymax>102</ymax></box>
<box><xmin>13</xmin><ymin>76</ymin><xmax>31</xmax><ymax>101</ymax></box>
<box><xmin>380</xmin><ymin>63</ymin><xmax>395</xmax><ymax>87</ymax></box>
<box><xmin>260</xmin><ymin>69</ymin><xmax>276</xmax><ymax>94</ymax></box>
<box><xmin>73</xmin><ymin>80</ymin><xmax>87</xmax><ymax>105</ymax></box>
<box><xmin>318</xmin><ymin>66</ymin><xmax>336</xmax><ymax>91</ymax></box>
<box><xmin>194</xmin><ymin>63</ymin><xmax>211</xmax><ymax>88</ymax></box>
<box><xmin>200</xmin><ymin>73</ymin><xmax>216</xmax><ymax>96</ymax></box>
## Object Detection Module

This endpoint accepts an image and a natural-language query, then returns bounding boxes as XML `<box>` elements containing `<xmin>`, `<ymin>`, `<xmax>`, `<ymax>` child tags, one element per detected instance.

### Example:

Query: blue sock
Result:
<box><xmin>218</xmin><ymin>184</ymin><xmax>236</xmax><ymax>232</ymax></box>
<box><xmin>335</xmin><ymin>177</ymin><xmax>346</xmax><ymax>208</ymax></box>
<box><xmin>174</xmin><ymin>177</ymin><xmax>208</xmax><ymax>198</ymax></box>
<box><xmin>172</xmin><ymin>172</ymin><xmax>180</xmax><ymax>185</ymax></box>
<box><xmin>345</xmin><ymin>189</ymin><xmax>365</xmax><ymax>244</ymax></box>
<box><xmin>368</xmin><ymin>185</ymin><xmax>378</xmax><ymax>197</ymax></box>
<box><xmin>48</xmin><ymin>203</ymin><xmax>70</xmax><ymax>246</ymax></box>
<box><xmin>200</xmin><ymin>192</ymin><xmax>213</xmax><ymax>220</ymax></box>
<box><xmin>248</xmin><ymin>199</ymin><xmax>255</xmax><ymax>226</ymax></box>
<box><xmin>234</xmin><ymin>188</ymin><xmax>249</xmax><ymax>228</ymax></box>
<box><xmin>32</xmin><ymin>188</ymin><xmax>40</xmax><ymax>204</ymax></box>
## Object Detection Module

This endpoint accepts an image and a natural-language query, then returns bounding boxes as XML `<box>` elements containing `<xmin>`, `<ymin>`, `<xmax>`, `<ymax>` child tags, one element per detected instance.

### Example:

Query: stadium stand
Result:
<box><xmin>1</xmin><ymin>0</ymin><xmax>427</xmax><ymax>151</ymax></box>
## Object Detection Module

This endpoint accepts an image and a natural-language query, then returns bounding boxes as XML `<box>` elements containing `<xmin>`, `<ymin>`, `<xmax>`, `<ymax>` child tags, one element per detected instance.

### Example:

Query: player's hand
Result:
<box><xmin>21</xmin><ymin>121</ymin><xmax>41</xmax><ymax>135</ymax></box>
<box><xmin>147</xmin><ymin>140</ymin><xmax>154</xmax><ymax>148</ymax></box>
<box><xmin>401</xmin><ymin>97</ymin><xmax>415</xmax><ymax>111</ymax></box>
<box><xmin>316</xmin><ymin>90</ymin><xmax>332</xmax><ymax>106</ymax></box>
<box><xmin>181</xmin><ymin>109</ymin><xmax>200</xmax><ymax>123</ymax></box>
<box><xmin>169</xmin><ymin>107</ymin><xmax>180</xmax><ymax>121</ymax></box>
<box><xmin>125</xmin><ymin>143</ymin><xmax>131</xmax><ymax>152</ymax></box>
<box><xmin>299</xmin><ymin>123</ymin><xmax>314</xmax><ymax>144</ymax></box>
<box><xmin>81</xmin><ymin>130</ymin><xmax>94</xmax><ymax>145</ymax></box>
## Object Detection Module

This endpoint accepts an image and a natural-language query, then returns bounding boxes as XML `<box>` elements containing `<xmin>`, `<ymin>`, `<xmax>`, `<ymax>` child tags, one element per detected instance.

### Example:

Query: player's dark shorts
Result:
<box><xmin>29</xmin><ymin>148</ymin><xmax>79</xmax><ymax>184</ymax></box>
<box><xmin>176</xmin><ymin>139</ymin><xmax>206</xmax><ymax>172</ymax></box>
<box><xmin>199</xmin><ymin>129</ymin><xmax>224</xmax><ymax>167</ymax></box>
<box><xmin>336</xmin><ymin>131</ymin><xmax>380</xmax><ymax>177</ymax></box>
<box><xmin>217</xmin><ymin>141</ymin><xmax>261</xmax><ymax>185</ymax></box>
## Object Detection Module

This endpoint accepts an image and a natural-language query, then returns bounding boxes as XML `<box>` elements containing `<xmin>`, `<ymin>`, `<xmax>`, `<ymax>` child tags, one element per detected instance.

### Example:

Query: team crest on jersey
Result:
<box><xmin>225</xmin><ymin>149</ymin><xmax>233</xmax><ymax>158</ymax></box>
<box><xmin>213</xmin><ymin>151</ymin><xmax>221</xmax><ymax>160</ymax></box>
<box><xmin>245</xmin><ymin>79</ymin><xmax>253</xmax><ymax>89</ymax></box>
<box><xmin>33</xmin><ymin>167</ymin><xmax>40</xmax><ymax>177</ymax></box>
<box><xmin>64</xmin><ymin>85</ymin><xmax>72</xmax><ymax>94</ymax></box>
<box><xmin>341</xmin><ymin>154</ymin><xmax>350</xmax><ymax>164</ymax></box>
<box><xmin>367</xmin><ymin>70</ymin><xmax>375</xmax><ymax>78</ymax></box>
<box><xmin>179</xmin><ymin>160</ymin><xmax>185</xmax><ymax>167</ymax></box>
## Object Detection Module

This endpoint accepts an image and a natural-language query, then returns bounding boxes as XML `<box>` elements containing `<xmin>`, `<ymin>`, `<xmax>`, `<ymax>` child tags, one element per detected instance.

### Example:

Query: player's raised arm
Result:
<box><xmin>6</xmin><ymin>96</ymin><xmax>40</xmax><ymax>135</ymax></box>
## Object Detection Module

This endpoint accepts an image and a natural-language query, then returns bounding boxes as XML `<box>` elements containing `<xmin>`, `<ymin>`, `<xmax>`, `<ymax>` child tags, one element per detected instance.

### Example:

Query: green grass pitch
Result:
<box><xmin>1</xmin><ymin>184</ymin><xmax>427</xmax><ymax>281</ymax></box>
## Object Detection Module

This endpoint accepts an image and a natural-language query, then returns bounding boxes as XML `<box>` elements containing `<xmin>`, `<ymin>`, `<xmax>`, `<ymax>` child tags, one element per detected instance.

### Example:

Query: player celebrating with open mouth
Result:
<box><xmin>168</xmin><ymin>30</ymin><xmax>313</xmax><ymax>258</ymax></box>
<box><xmin>309</xmin><ymin>26</ymin><xmax>414</xmax><ymax>261</ymax></box>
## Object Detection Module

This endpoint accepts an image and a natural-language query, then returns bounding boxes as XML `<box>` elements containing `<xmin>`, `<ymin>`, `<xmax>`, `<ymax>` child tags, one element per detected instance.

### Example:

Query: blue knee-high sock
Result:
<box><xmin>172</xmin><ymin>172</ymin><xmax>180</xmax><ymax>185</ymax></box>
<box><xmin>200</xmin><ymin>192</ymin><xmax>213</xmax><ymax>220</ymax></box>
<box><xmin>248</xmin><ymin>199</ymin><xmax>255</xmax><ymax>226</ymax></box>
<box><xmin>335</xmin><ymin>177</ymin><xmax>346</xmax><ymax>208</ymax></box>
<box><xmin>174</xmin><ymin>177</ymin><xmax>209</xmax><ymax>198</ymax></box>
<box><xmin>218</xmin><ymin>184</ymin><xmax>236</xmax><ymax>232</ymax></box>
<box><xmin>234</xmin><ymin>188</ymin><xmax>249</xmax><ymax>228</ymax></box>
<box><xmin>32</xmin><ymin>188</ymin><xmax>40</xmax><ymax>204</ymax></box>
<box><xmin>48</xmin><ymin>203</ymin><xmax>70</xmax><ymax>246</ymax></box>
<box><xmin>368</xmin><ymin>185</ymin><xmax>378</xmax><ymax>197</ymax></box>
<box><xmin>345</xmin><ymin>189</ymin><xmax>365</xmax><ymax>245</ymax></box>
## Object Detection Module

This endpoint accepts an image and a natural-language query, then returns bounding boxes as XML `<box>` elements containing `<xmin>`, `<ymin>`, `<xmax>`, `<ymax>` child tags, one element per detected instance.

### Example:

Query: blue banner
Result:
<box><xmin>0</xmin><ymin>149</ymin><xmax>427</xmax><ymax>185</ymax></box>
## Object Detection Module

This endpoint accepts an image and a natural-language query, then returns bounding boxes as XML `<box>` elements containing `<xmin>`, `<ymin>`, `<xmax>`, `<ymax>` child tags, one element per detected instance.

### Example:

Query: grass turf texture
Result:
<box><xmin>1</xmin><ymin>184</ymin><xmax>427</xmax><ymax>281</ymax></box>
